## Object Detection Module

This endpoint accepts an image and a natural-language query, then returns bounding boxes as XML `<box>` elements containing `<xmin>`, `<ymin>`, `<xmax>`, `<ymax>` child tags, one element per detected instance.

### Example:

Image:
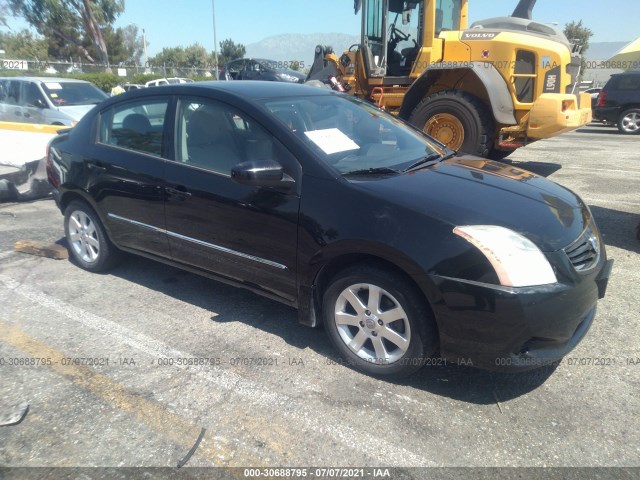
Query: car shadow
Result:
<box><xmin>589</xmin><ymin>205</ymin><xmax>640</xmax><ymax>253</ymax></box>
<box><xmin>98</xmin><ymin>253</ymin><xmax>555</xmax><ymax>405</ymax></box>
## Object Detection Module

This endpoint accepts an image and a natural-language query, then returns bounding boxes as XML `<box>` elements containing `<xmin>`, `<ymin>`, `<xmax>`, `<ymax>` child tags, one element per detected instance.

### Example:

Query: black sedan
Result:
<box><xmin>222</xmin><ymin>58</ymin><xmax>305</xmax><ymax>83</ymax></box>
<box><xmin>46</xmin><ymin>82</ymin><xmax>613</xmax><ymax>378</ymax></box>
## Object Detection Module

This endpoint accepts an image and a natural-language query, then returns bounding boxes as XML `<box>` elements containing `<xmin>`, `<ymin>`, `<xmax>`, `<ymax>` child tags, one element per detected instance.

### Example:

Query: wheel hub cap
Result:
<box><xmin>334</xmin><ymin>283</ymin><xmax>411</xmax><ymax>364</ymax></box>
<box><xmin>424</xmin><ymin>113</ymin><xmax>465</xmax><ymax>150</ymax></box>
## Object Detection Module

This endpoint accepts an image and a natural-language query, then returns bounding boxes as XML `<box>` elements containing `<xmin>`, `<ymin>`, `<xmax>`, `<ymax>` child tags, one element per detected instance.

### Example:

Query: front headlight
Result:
<box><xmin>453</xmin><ymin>225</ymin><xmax>557</xmax><ymax>287</ymax></box>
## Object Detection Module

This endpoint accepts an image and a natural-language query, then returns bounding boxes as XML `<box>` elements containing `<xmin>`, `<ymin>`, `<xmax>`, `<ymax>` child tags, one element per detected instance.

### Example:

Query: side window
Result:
<box><xmin>23</xmin><ymin>83</ymin><xmax>46</xmax><ymax>107</ymax></box>
<box><xmin>99</xmin><ymin>99</ymin><xmax>169</xmax><ymax>157</ymax></box>
<box><xmin>618</xmin><ymin>75</ymin><xmax>640</xmax><ymax>91</ymax></box>
<box><xmin>225</xmin><ymin>61</ymin><xmax>243</xmax><ymax>80</ymax></box>
<box><xmin>176</xmin><ymin>98</ymin><xmax>274</xmax><ymax>175</ymax></box>
<box><xmin>0</xmin><ymin>80</ymin><xmax>8</xmax><ymax>103</ymax></box>
<box><xmin>6</xmin><ymin>81</ymin><xmax>21</xmax><ymax>105</ymax></box>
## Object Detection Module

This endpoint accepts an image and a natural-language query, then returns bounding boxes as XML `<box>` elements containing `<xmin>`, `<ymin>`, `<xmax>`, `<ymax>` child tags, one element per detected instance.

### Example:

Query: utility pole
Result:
<box><xmin>142</xmin><ymin>28</ymin><xmax>149</xmax><ymax>73</ymax></box>
<box><xmin>212</xmin><ymin>0</ymin><xmax>219</xmax><ymax>79</ymax></box>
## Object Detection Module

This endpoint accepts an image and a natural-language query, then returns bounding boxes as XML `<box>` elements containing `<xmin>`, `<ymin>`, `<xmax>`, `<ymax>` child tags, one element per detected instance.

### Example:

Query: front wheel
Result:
<box><xmin>617</xmin><ymin>109</ymin><xmax>640</xmax><ymax>134</ymax></box>
<box><xmin>322</xmin><ymin>265</ymin><xmax>438</xmax><ymax>378</ymax></box>
<box><xmin>409</xmin><ymin>90</ymin><xmax>495</xmax><ymax>157</ymax></box>
<box><xmin>64</xmin><ymin>200</ymin><xmax>121</xmax><ymax>272</ymax></box>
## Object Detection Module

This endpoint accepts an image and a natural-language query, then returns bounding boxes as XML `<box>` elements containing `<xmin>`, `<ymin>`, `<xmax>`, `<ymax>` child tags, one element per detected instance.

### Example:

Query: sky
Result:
<box><xmin>3</xmin><ymin>0</ymin><xmax>639</xmax><ymax>57</ymax></box>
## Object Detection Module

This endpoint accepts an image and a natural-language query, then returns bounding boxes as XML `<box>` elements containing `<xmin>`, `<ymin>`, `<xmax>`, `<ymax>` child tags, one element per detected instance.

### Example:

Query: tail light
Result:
<box><xmin>597</xmin><ymin>92</ymin><xmax>607</xmax><ymax>108</ymax></box>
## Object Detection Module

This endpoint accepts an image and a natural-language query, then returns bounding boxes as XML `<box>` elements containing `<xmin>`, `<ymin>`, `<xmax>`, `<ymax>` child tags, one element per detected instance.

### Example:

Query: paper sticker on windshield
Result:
<box><xmin>50</xmin><ymin>93</ymin><xmax>58</xmax><ymax>98</ymax></box>
<box><xmin>45</xmin><ymin>82</ymin><xmax>63</xmax><ymax>90</ymax></box>
<box><xmin>304</xmin><ymin>128</ymin><xmax>360</xmax><ymax>155</ymax></box>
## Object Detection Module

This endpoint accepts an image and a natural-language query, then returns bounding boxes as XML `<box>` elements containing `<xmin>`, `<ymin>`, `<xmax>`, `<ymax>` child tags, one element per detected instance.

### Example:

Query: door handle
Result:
<box><xmin>23</xmin><ymin>112</ymin><xmax>31</xmax><ymax>118</ymax></box>
<box><xmin>14</xmin><ymin>111</ymin><xmax>21</xmax><ymax>116</ymax></box>
<box><xmin>87</xmin><ymin>162</ymin><xmax>106</xmax><ymax>173</ymax></box>
<box><xmin>165</xmin><ymin>186</ymin><xmax>192</xmax><ymax>200</ymax></box>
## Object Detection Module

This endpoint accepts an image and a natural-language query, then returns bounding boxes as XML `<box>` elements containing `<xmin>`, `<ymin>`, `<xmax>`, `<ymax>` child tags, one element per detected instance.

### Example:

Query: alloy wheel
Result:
<box><xmin>333</xmin><ymin>283</ymin><xmax>411</xmax><ymax>364</ymax></box>
<box><xmin>620</xmin><ymin>111</ymin><xmax>640</xmax><ymax>133</ymax></box>
<box><xmin>68</xmin><ymin>210</ymin><xmax>100</xmax><ymax>263</ymax></box>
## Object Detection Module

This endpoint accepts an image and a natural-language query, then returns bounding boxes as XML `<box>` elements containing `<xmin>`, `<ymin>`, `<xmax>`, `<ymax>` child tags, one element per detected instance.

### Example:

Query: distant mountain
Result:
<box><xmin>585</xmin><ymin>41</ymin><xmax>631</xmax><ymax>61</ymax></box>
<box><xmin>245</xmin><ymin>33</ymin><xmax>359</xmax><ymax>67</ymax></box>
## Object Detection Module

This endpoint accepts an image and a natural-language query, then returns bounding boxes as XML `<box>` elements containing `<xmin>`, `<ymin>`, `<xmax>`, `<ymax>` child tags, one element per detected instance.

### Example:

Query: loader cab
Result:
<box><xmin>360</xmin><ymin>0</ymin><xmax>466</xmax><ymax>79</ymax></box>
<box><xmin>361</xmin><ymin>0</ymin><xmax>424</xmax><ymax>78</ymax></box>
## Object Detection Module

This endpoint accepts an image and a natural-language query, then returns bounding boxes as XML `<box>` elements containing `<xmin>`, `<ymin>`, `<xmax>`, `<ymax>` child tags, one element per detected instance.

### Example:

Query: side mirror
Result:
<box><xmin>33</xmin><ymin>99</ymin><xmax>47</xmax><ymax>109</ymax></box>
<box><xmin>231</xmin><ymin>159</ymin><xmax>294</xmax><ymax>188</ymax></box>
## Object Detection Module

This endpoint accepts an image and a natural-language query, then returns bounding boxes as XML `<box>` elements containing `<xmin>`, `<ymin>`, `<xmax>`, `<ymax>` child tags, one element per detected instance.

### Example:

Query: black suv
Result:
<box><xmin>594</xmin><ymin>71</ymin><xmax>640</xmax><ymax>134</ymax></box>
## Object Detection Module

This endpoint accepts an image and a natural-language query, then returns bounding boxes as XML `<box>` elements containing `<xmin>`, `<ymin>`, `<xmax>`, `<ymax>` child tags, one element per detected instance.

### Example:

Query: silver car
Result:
<box><xmin>0</xmin><ymin>76</ymin><xmax>108</xmax><ymax>126</ymax></box>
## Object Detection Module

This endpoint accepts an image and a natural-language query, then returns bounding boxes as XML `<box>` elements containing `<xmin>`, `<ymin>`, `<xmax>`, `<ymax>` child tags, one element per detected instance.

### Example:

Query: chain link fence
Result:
<box><xmin>1</xmin><ymin>59</ymin><xmax>215</xmax><ymax>79</ymax></box>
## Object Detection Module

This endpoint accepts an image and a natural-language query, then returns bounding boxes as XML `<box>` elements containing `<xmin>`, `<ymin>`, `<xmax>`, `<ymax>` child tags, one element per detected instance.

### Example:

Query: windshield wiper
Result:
<box><xmin>403</xmin><ymin>151</ymin><xmax>456</xmax><ymax>173</ymax></box>
<box><xmin>344</xmin><ymin>167</ymin><xmax>400</xmax><ymax>176</ymax></box>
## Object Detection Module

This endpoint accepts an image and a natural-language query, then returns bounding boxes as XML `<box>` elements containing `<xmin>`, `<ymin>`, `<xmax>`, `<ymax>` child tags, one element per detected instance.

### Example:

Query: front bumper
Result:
<box><xmin>430</xmin><ymin>258</ymin><xmax>613</xmax><ymax>372</ymax></box>
<box><xmin>526</xmin><ymin>93</ymin><xmax>592</xmax><ymax>139</ymax></box>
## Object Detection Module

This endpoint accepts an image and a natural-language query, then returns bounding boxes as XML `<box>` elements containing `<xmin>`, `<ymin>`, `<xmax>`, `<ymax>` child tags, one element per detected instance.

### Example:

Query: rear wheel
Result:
<box><xmin>617</xmin><ymin>109</ymin><xmax>640</xmax><ymax>134</ymax></box>
<box><xmin>409</xmin><ymin>89</ymin><xmax>495</xmax><ymax>157</ymax></box>
<box><xmin>322</xmin><ymin>265</ymin><xmax>437</xmax><ymax>378</ymax></box>
<box><xmin>64</xmin><ymin>200</ymin><xmax>121</xmax><ymax>272</ymax></box>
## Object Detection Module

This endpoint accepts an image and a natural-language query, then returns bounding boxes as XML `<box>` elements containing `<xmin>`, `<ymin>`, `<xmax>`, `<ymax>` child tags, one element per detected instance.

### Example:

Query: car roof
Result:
<box><xmin>116</xmin><ymin>81</ymin><xmax>328</xmax><ymax>101</ymax></box>
<box><xmin>612</xmin><ymin>70</ymin><xmax>640</xmax><ymax>77</ymax></box>
<box><xmin>0</xmin><ymin>76</ymin><xmax>92</xmax><ymax>84</ymax></box>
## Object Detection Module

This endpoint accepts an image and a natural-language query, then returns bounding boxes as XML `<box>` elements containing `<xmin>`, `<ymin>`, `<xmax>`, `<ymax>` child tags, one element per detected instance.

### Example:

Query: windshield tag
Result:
<box><xmin>304</xmin><ymin>128</ymin><xmax>360</xmax><ymax>155</ymax></box>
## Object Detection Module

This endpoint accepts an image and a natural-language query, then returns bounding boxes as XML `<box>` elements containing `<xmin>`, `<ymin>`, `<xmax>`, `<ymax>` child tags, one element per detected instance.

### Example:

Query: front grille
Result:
<box><xmin>564</xmin><ymin>223</ymin><xmax>601</xmax><ymax>272</ymax></box>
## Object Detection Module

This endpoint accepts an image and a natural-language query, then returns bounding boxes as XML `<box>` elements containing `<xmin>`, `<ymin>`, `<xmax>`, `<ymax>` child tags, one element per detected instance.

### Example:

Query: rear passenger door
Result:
<box><xmin>163</xmin><ymin>96</ymin><xmax>301</xmax><ymax>302</ymax></box>
<box><xmin>91</xmin><ymin>97</ymin><xmax>173</xmax><ymax>258</ymax></box>
<box><xmin>0</xmin><ymin>80</ymin><xmax>24</xmax><ymax>123</ymax></box>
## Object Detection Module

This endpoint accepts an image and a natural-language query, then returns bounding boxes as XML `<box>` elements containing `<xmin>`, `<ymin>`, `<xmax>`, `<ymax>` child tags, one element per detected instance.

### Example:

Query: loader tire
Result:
<box><xmin>409</xmin><ymin>90</ymin><xmax>495</xmax><ymax>157</ymax></box>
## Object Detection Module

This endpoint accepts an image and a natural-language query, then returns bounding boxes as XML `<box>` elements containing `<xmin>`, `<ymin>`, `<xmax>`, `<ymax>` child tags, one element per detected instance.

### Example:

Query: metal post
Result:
<box><xmin>143</xmin><ymin>28</ymin><xmax>149</xmax><ymax>72</ymax></box>
<box><xmin>212</xmin><ymin>0</ymin><xmax>219</xmax><ymax>79</ymax></box>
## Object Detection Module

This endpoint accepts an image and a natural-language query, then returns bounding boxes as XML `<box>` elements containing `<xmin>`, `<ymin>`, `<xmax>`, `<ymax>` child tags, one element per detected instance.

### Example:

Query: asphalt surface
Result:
<box><xmin>0</xmin><ymin>123</ymin><xmax>638</xmax><ymax>477</ymax></box>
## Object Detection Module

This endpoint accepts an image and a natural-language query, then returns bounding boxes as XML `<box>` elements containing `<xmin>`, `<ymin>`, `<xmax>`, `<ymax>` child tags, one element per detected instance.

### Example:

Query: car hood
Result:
<box><xmin>56</xmin><ymin>104</ymin><xmax>97</xmax><ymax>121</ymax></box>
<box><xmin>352</xmin><ymin>156</ymin><xmax>590</xmax><ymax>252</ymax></box>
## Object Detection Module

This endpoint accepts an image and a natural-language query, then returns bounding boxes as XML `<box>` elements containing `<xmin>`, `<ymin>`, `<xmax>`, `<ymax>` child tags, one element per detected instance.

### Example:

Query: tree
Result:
<box><xmin>184</xmin><ymin>43</ymin><xmax>210</xmax><ymax>68</ymax></box>
<box><xmin>289</xmin><ymin>60</ymin><xmax>301</xmax><ymax>71</ymax></box>
<box><xmin>564</xmin><ymin>20</ymin><xmax>593</xmax><ymax>80</ymax></box>
<box><xmin>0</xmin><ymin>29</ymin><xmax>49</xmax><ymax>60</ymax></box>
<box><xmin>149</xmin><ymin>46</ymin><xmax>188</xmax><ymax>67</ymax></box>
<box><xmin>150</xmin><ymin>43</ymin><xmax>210</xmax><ymax>68</ymax></box>
<box><xmin>119</xmin><ymin>24</ymin><xmax>145</xmax><ymax>65</ymax></box>
<box><xmin>0</xmin><ymin>1</ymin><xmax>8</xmax><ymax>27</ymax></box>
<box><xmin>217</xmin><ymin>38</ymin><xmax>246</xmax><ymax>66</ymax></box>
<box><xmin>7</xmin><ymin>0</ymin><xmax>124</xmax><ymax>66</ymax></box>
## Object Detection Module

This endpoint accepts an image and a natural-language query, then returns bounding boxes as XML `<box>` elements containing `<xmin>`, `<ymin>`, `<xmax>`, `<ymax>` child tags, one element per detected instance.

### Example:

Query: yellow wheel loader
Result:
<box><xmin>306</xmin><ymin>0</ymin><xmax>592</xmax><ymax>158</ymax></box>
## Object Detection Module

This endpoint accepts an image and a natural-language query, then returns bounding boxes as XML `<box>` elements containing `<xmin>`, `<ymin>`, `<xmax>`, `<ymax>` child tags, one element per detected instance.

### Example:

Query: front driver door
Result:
<box><xmin>163</xmin><ymin>96</ymin><xmax>301</xmax><ymax>302</ymax></box>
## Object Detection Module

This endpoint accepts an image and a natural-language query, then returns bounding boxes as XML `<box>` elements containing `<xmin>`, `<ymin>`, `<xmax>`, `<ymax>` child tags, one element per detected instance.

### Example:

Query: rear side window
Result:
<box><xmin>99</xmin><ymin>99</ymin><xmax>170</xmax><ymax>157</ymax></box>
<box><xmin>616</xmin><ymin>75</ymin><xmax>640</xmax><ymax>91</ymax></box>
<box><xmin>0</xmin><ymin>80</ymin><xmax>22</xmax><ymax>105</ymax></box>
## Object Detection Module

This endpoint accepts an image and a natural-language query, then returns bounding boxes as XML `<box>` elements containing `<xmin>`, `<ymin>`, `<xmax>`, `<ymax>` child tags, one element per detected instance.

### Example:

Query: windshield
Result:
<box><xmin>40</xmin><ymin>81</ymin><xmax>108</xmax><ymax>107</ymax></box>
<box><xmin>262</xmin><ymin>95</ymin><xmax>442</xmax><ymax>174</ymax></box>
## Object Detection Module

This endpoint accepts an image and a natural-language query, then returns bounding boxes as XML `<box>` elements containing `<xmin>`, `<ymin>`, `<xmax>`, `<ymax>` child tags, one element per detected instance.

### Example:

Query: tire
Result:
<box><xmin>64</xmin><ymin>200</ymin><xmax>121</xmax><ymax>272</ymax></box>
<box><xmin>617</xmin><ymin>109</ymin><xmax>640</xmax><ymax>134</ymax></box>
<box><xmin>322</xmin><ymin>265</ymin><xmax>438</xmax><ymax>378</ymax></box>
<box><xmin>409</xmin><ymin>89</ymin><xmax>495</xmax><ymax>157</ymax></box>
